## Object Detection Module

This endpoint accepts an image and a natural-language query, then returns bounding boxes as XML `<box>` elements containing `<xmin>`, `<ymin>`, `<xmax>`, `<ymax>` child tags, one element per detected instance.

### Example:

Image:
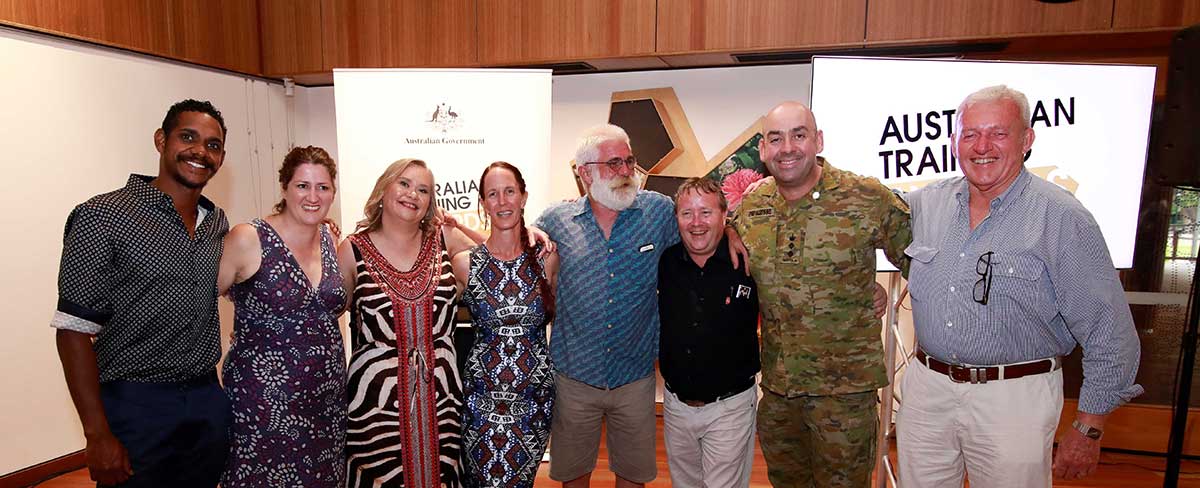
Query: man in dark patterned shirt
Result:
<box><xmin>52</xmin><ymin>99</ymin><xmax>231</xmax><ymax>487</ymax></box>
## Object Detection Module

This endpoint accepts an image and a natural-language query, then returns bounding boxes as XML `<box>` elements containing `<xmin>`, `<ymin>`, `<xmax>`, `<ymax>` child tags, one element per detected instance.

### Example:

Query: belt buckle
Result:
<box><xmin>949</xmin><ymin>365</ymin><xmax>988</xmax><ymax>384</ymax></box>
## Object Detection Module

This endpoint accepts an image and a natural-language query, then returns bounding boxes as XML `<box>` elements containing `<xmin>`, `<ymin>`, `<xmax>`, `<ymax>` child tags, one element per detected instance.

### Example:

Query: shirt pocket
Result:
<box><xmin>987</xmin><ymin>253</ymin><xmax>1047</xmax><ymax>313</ymax></box>
<box><xmin>803</xmin><ymin>213</ymin><xmax>864</xmax><ymax>274</ymax></box>
<box><xmin>903</xmin><ymin>243</ymin><xmax>938</xmax><ymax>302</ymax></box>
<box><xmin>628</xmin><ymin>243</ymin><xmax>660</xmax><ymax>292</ymax></box>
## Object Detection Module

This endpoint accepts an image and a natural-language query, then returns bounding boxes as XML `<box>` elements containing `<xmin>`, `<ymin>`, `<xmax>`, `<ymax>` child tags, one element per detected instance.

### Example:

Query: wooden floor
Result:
<box><xmin>30</xmin><ymin>418</ymin><xmax>1200</xmax><ymax>487</ymax></box>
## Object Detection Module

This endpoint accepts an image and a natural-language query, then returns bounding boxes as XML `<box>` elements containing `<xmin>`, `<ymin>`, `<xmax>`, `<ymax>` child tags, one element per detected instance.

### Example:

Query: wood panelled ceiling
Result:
<box><xmin>0</xmin><ymin>0</ymin><xmax>173</xmax><ymax>53</ymax></box>
<box><xmin>477</xmin><ymin>0</ymin><xmax>656</xmax><ymax>65</ymax></box>
<box><xmin>656</xmin><ymin>0</ymin><xmax>866</xmax><ymax>54</ymax></box>
<box><xmin>1113</xmin><ymin>0</ymin><xmax>1200</xmax><ymax>29</ymax></box>
<box><xmin>327</xmin><ymin>0</ymin><xmax>477</xmax><ymax>68</ymax></box>
<box><xmin>258</xmin><ymin>0</ymin><xmax>326</xmax><ymax>75</ymax></box>
<box><xmin>1</xmin><ymin>0</ymin><xmax>1194</xmax><ymax>83</ymax></box>
<box><xmin>169</xmin><ymin>0</ymin><xmax>262</xmax><ymax>74</ymax></box>
<box><xmin>865</xmin><ymin>0</ymin><xmax>1115</xmax><ymax>42</ymax></box>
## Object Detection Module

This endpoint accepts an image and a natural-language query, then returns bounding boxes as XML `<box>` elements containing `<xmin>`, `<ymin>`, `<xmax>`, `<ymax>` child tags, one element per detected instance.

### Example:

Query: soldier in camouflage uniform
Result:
<box><xmin>732</xmin><ymin>101</ymin><xmax>911</xmax><ymax>487</ymax></box>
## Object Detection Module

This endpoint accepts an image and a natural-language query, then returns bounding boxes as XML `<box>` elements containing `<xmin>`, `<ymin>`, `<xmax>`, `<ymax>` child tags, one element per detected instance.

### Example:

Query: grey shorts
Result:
<box><xmin>549</xmin><ymin>373</ymin><xmax>657</xmax><ymax>483</ymax></box>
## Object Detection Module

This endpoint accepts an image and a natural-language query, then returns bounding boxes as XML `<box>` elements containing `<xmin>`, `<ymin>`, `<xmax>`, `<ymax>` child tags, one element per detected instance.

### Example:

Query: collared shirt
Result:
<box><xmin>733</xmin><ymin>158</ymin><xmax>911</xmax><ymax>396</ymax></box>
<box><xmin>535</xmin><ymin>190</ymin><xmax>679</xmax><ymax>388</ymax></box>
<box><xmin>657</xmin><ymin>236</ymin><xmax>760</xmax><ymax>403</ymax></box>
<box><xmin>903</xmin><ymin>168</ymin><xmax>1142</xmax><ymax>414</ymax></box>
<box><xmin>51</xmin><ymin>174</ymin><xmax>228</xmax><ymax>383</ymax></box>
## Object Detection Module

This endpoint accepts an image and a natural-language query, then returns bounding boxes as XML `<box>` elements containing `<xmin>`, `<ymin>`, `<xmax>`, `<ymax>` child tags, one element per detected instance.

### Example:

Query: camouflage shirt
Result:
<box><xmin>733</xmin><ymin>158</ymin><xmax>911</xmax><ymax>396</ymax></box>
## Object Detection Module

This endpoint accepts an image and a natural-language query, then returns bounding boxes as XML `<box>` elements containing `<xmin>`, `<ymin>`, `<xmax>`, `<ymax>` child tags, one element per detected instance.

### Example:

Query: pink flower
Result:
<box><xmin>722</xmin><ymin>169</ymin><xmax>765</xmax><ymax>211</ymax></box>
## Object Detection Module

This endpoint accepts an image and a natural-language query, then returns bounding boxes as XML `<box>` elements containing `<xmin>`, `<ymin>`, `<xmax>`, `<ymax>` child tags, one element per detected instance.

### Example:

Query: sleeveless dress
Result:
<box><xmin>346</xmin><ymin>230</ymin><xmax>465</xmax><ymax>488</ymax></box>
<box><xmin>461</xmin><ymin>245</ymin><xmax>554</xmax><ymax>488</ymax></box>
<box><xmin>222</xmin><ymin>219</ymin><xmax>348</xmax><ymax>487</ymax></box>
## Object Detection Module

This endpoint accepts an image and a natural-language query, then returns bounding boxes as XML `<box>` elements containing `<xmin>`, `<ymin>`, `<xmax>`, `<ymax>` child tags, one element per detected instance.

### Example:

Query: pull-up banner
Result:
<box><xmin>333</xmin><ymin>69</ymin><xmax>552</xmax><ymax>234</ymax></box>
<box><xmin>811</xmin><ymin>56</ymin><xmax>1156</xmax><ymax>269</ymax></box>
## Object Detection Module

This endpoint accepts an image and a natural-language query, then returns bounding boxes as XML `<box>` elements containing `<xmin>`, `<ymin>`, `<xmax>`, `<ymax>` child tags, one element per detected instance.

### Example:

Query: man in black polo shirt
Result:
<box><xmin>52</xmin><ymin>99</ymin><xmax>231</xmax><ymax>487</ymax></box>
<box><xmin>658</xmin><ymin>177</ymin><xmax>761</xmax><ymax>488</ymax></box>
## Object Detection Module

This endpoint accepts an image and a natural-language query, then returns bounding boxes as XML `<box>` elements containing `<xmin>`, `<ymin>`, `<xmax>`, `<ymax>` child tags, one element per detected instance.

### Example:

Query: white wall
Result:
<box><xmin>294</xmin><ymin>86</ymin><xmax>341</xmax><ymax>227</ymax></box>
<box><xmin>0</xmin><ymin>27</ymin><xmax>293</xmax><ymax>475</ymax></box>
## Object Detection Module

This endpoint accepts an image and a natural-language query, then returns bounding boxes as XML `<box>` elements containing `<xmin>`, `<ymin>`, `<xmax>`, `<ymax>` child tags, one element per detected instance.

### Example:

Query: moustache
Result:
<box><xmin>772</xmin><ymin>152</ymin><xmax>802</xmax><ymax>162</ymax></box>
<box><xmin>608</xmin><ymin>176</ymin><xmax>636</xmax><ymax>189</ymax></box>
<box><xmin>178</xmin><ymin>154</ymin><xmax>214</xmax><ymax>170</ymax></box>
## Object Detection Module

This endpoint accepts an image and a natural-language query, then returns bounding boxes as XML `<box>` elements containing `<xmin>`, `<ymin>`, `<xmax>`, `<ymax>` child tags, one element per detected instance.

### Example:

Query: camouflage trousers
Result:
<box><xmin>757</xmin><ymin>389</ymin><xmax>878</xmax><ymax>488</ymax></box>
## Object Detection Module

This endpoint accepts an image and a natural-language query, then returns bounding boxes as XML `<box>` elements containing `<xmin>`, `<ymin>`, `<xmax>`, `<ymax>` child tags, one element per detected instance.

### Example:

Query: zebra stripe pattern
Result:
<box><xmin>345</xmin><ymin>233</ymin><xmax>465</xmax><ymax>488</ymax></box>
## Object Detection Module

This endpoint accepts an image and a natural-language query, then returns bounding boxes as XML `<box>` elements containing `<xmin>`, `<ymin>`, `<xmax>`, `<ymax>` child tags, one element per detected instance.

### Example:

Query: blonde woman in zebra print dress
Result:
<box><xmin>335</xmin><ymin>159</ymin><xmax>480</xmax><ymax>488</ymax></box>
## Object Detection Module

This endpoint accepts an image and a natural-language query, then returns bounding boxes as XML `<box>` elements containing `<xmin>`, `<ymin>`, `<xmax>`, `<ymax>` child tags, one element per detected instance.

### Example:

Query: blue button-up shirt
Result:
<box><xmin>535</xmin><ymin>191</ymin><xmax>679</xmax><ymax>388</ymax></box>
<box><xmin>904</xmin><ymin>169</ymin><xmax>1142</xmax><ymax>414</ymax></box>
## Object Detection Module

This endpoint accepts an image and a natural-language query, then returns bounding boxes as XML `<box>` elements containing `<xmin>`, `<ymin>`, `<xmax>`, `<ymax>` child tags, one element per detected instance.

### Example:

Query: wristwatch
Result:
<box><xmin>1072</xmin><ymin>420</ymin><xmax>1103</xmax><ymax>440</ymax></box>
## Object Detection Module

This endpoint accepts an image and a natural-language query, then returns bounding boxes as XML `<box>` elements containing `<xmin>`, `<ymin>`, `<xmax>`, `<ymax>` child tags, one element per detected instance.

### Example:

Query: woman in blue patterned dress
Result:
<box><xmin>452</xmin><ymin>162</ymin><xmax>559</xmax><ymax>488</ymax></box>
<box><xmin>217</xmin><ymin>146</ymin><xmax>348</xmax><ymax>487</ymax></box>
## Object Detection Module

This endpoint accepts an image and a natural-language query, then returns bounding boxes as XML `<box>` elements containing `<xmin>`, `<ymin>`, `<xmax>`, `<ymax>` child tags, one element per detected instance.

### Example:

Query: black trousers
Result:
<box><xmin>98</xmin><ymin>371</ymin><xmax>230</xmax><ymax>488</ymax></box>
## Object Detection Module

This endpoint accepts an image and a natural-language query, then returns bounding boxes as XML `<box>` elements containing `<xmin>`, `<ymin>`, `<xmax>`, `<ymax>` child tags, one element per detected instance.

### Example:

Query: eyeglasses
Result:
<box><xmin>973</xmin><ymin>251</ymin><xmax>993</xmax><ymax>305</ymax></box>
<box><xmin>585</xmin><ymin>156</ymin><xmax>638</xmax><ymax>171</ymax></box>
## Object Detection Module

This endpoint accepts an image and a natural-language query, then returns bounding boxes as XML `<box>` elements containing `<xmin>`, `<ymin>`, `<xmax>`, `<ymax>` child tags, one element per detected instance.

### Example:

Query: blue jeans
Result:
<box><xmin>98</xmin><ymin>371</ymin><xmax>230</xmax><ymax>488</ymax></box>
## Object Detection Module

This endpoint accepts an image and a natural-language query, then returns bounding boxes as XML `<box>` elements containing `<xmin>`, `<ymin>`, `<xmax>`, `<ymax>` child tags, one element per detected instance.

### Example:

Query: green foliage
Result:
<box><xmin>1172</xmin><ymin>188</ymin><xmax>1200</xmax><ymax>225</ymax></box>
<box><xmin>705</xmin><ymin>133</ymin><xmax>767</xmax><ymax>181</ymax></box>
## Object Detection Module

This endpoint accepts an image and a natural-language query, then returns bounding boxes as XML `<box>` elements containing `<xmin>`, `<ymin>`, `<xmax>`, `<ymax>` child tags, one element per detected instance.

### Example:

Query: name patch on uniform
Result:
<box><xmin>748</xmin><ymin>207</ymin><xmax>773</xmax><ymax>218</ymax></box>
<box><xmin>735</xmin><ymin>284</ymin><xmax>751</xmax><ymax>299</ymax></box>
<box><xmin>638</xmin><ymin>243</ymin><xmax>655</xmax><ymax>253</ymax></box>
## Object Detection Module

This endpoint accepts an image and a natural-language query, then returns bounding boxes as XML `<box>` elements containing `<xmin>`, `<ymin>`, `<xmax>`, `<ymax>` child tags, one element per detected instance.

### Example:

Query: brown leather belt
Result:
<box><xmin>916</xmin><ymin>349</ymin><xmax>1060</xmax><ymax>384</ymax></box>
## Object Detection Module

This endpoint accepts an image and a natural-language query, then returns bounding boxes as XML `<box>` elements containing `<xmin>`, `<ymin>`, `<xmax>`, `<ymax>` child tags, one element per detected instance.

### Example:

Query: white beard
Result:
<box><xmin>588</xmin><ymin>171</ymin><xmax>641</xmax><ymax>211</ymax></box>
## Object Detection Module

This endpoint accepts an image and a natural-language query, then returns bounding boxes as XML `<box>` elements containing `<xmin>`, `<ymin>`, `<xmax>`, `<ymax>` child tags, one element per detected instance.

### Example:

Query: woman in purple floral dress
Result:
<box><xmin>217</xmin><ymin>146</ymin><xmax>348</xmax><ymax>487</ymax></box>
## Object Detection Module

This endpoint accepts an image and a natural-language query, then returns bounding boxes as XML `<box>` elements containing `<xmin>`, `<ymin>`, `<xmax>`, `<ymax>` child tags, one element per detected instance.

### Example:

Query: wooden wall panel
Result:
<box><xmin>169</xmin><ymin>0</ymin><xmax>262</xmax><ymax>74</ymax></box>
<box><xmin>866</xmin><ymin>0</ymin><xmax>1114</xmax><ymax>42</ymax></box>
<box><xmin>0</xmin><ymin>0</ymin><xmax>172</xmax><ymax>54</ymax></box>
<box><xmin>320</xmin><ymin>0</ymin><xmax>336</xmax><ymax>71</ymax></box>
<box><xmin>1114</xmin><ymin>0</ymin><xmax>1200</xmax><ymax>29</ymax></box>
<box><xmin>969</xmin><ymin>32</ymin><xmax>1174</xmax><ymax>98</ymax></box>
<box><xmin>259</xmin><ymin>0</ymin><xmax>325</xmax><ymax>75</ymax></box>
<box><xmin>656</xmin><ymin>0</ymin><xmax>866</xmax><ymax>54</ymax></box>
<box><xmin>328</xmin><ymin>0</ymin><xmax>476</xmax><ymax>68</ymax></box>
<box><xmin>974</xmin><ymin>50</ymin><xmax>1170</xmax><ymax>98</ymax></box>
<box><xmin>1056</xmin><ymin>400</ymin><xmax>1200</xmax><ymax>455</ymax></box>
<box><xmin>477</xmin><ymin>0</ymin><xmax>655</xmax><ymax>64</ymax></box>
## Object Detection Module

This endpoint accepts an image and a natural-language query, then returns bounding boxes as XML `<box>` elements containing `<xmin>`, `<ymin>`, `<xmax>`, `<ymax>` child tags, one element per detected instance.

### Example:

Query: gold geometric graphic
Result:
<box><xmin>571</xmin><ymin>86</ymin><xmax>765</xmax><ymax>198</ymax></box>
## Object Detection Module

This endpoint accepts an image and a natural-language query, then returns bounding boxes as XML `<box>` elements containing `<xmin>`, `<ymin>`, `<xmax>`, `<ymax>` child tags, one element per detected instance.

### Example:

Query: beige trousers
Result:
<box><xmin>662</xmin><ymin>385</ymin><xmax>758</xmax><ymax>488</ymax></box>
<box><xmin>897</xmin><ymin>359</ymin><xmax>1064</xmax><ymax>488</ymax></box>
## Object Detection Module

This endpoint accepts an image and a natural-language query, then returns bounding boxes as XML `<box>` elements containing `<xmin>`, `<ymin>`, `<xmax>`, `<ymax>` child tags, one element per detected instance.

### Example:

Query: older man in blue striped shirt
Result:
<box><xmin>898</xmin><ymin>85</ymin><xmax>1142</xmax><ymax>488</ymax></box>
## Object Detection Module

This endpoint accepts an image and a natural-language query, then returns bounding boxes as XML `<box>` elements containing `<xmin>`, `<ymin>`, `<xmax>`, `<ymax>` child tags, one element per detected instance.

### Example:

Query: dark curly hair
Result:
<box><xmin>162</xmin><ymin>99</ymin><xmax>227</xmax><ymax>139</ymax></box>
